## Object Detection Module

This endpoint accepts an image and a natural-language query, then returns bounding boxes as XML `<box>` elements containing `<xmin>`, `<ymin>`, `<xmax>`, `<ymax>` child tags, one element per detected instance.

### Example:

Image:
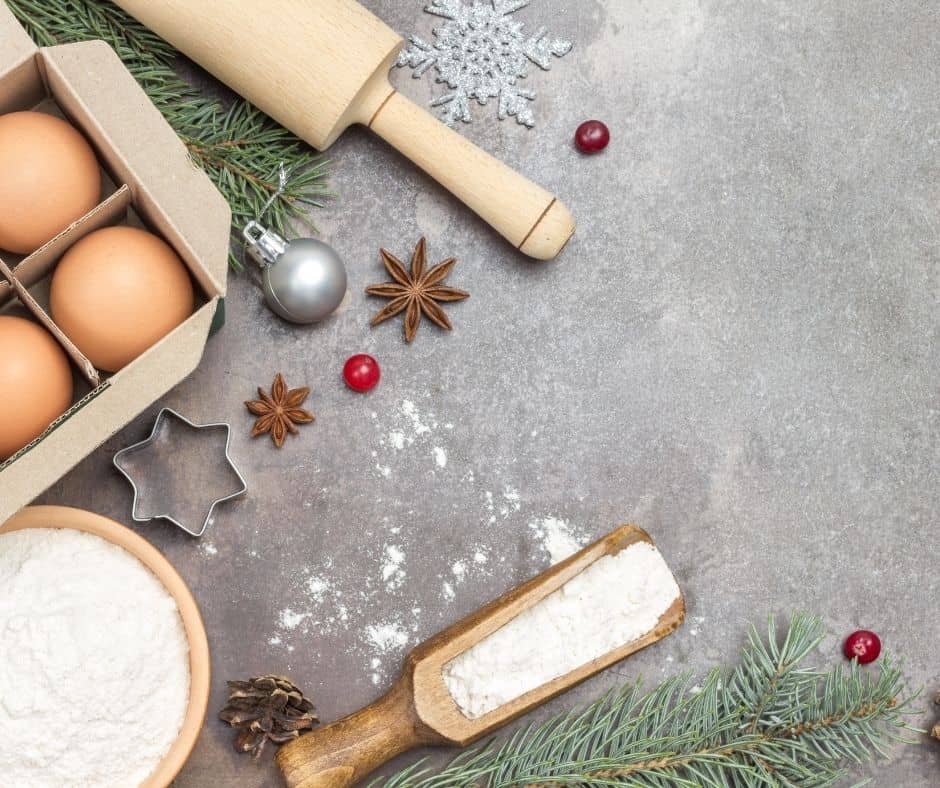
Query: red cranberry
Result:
<box><xmin>574</xmin><ymin>120</ymin><xmax>610</xmax><ymax>153</ymax></box>
<box><xmin>843</xmin><ymin>630</ymin><xmax>881</xmax><ymax>664</ymax></box>
<box><xmin>343</xmin><ymin>354</ymin><xmax>380</xmax><ymax>392</ymax></box>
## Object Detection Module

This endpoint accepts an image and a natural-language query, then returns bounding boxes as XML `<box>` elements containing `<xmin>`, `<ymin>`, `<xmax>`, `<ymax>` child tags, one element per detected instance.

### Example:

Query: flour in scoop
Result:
<box><xmin>0</xmin><ymin>528</ymin><xmax>190</xmax><ymax>787</ymax></box>
<box><xmin>443</xmin><ymin>542</ymin><xmax>680</xmax><ymax>719</ymax></box>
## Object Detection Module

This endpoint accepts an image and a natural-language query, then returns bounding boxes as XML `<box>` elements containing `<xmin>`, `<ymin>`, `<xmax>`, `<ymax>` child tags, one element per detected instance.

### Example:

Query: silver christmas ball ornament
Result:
<box><xmin>244</xmin><ymin>221</ymin><xmax>347</xmax><ymax>324</ymax></box>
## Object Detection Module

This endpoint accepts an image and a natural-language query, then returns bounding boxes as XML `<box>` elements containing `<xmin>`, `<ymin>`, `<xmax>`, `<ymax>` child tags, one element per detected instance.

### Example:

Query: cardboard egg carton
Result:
<box><xmin>0</xmin><ymin>5</ymin><xmax>231</xmax><ymax>524</ymax></box>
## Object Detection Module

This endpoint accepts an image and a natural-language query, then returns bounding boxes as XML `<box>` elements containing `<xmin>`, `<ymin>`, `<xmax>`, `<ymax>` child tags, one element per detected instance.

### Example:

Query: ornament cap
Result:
<box><xmin>244</xmin><ymin>221</ymin><xmax>287</xmax><ymax>268</ymax></box>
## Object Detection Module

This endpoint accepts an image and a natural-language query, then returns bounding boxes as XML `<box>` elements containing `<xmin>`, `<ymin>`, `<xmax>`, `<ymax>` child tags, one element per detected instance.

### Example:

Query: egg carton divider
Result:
<box><xmin>0</xmin><ymin>257</ymin><xmax>99</xmax><ymax>386</ymax></box>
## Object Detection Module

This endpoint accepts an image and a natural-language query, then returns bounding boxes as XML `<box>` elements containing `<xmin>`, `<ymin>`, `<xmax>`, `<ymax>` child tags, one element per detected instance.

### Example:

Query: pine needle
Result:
<box><xmin>6</xmin><ymin>0</ymin><xmax>332</xmax><ymax>270</ymax></box>
<box><xmin>374</xmin><ymin>614</ymin><xmax>920</xmax><ymax>788</ymax></box>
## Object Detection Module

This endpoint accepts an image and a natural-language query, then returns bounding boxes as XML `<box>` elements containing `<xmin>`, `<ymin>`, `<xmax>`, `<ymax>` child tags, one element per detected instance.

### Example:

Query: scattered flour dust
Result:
<box><xmin>0</xmin><ymin>528</ymin><xmax>189</xmax><ymax>788</ymax></box>
<box><xmin>268</xmin><ymin>511</ymin><xmax>593</xmax><ymax>683</ymax></box>
<box><xmin>264</xmin><ymin>397</ymin><xmax>612</xmax><ymax>691</ymax></box>
<box><xmin>444</xmin><ymin>542</ymin><xmax>680</xmax><ymax>718</ymax></box>
<box><xmin>366</xmin><ymin>622</ymin><xmax>409</xmax><ymax>654</ymax></box>
<box><xmin>402</xmin><ymin>399</ymin><xmax>432</xmax><ymax>435</ymax></box>
<box><xmin>382</xmin><ymin>545</ymin><xmax>407</xmax><ymax>590</ymax></box>
<box><xmin>374</xmin><ymin>400</ymin><xmax>448</xmax><ymax>478</ymax></box>
<box><xmin>528</xmin><ymin>516</ymin><xmax>586</xmax><ymax>564</ymax></box>
<box><xmin>200</xmin><ymin>541</ymin><xmax>218</xmax><ymax>556</ymax></box>
<box><xmin>279</xmin><ymin>608</ymin><xmax>308</xmax><ymax>630</ymax></box>
<box><xmin>483</xmin><ymin>487</ymin><xmax>523</xmax><ymax>525</ymax></box>
<box><xmin>269</xmin><ymin>535</ymin><xmax>422</xmax><ymax>683</ymax></box>
<box><xmin>306</xmin><ymin>576</ymin><xmax>329</xmax><ymax>600</ymax></box>
<box><xmin>385</xmin><ymin>401</ymin><xmax>434</xmax><ymax>452</ymax></box>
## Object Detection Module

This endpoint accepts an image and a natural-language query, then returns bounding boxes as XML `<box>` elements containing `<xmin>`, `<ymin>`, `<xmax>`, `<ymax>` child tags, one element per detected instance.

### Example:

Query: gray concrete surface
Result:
<box><xmin>38</xmin><ymin>0</ymin><xmax>938</xmax><ymax>785</ymax></box>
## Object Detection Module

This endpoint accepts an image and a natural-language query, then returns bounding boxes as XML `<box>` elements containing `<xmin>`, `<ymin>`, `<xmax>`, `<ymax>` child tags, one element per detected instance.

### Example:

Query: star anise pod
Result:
<box><xmin>219</xmin><ymin>675</ymin><xmax>318</xmax><ymax>759</ymax></box>
<box><xmin>245</xmin><ymin>373</ymin><xmax>314</xmax><ymax>448</ymax></box>
<box><xmin>366</xmin><ymin>236</ymin><xmax>469</xmax><ymax>342</ymax></box>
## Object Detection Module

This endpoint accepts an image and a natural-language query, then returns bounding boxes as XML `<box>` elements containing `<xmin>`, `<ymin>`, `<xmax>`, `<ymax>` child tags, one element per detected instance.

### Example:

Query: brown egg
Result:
<box><xmin>50</xmin><ymin>226</ymin><xmax>195</xmax><ymax>372</ymax></box>
<box><xmin>0</xmin><ymin>111</ymin><xmax>101</xmax><ymax>254</ymax></box>
<box><xmin>0</xmin><ymin>316</ymin><xmax>74</xmax><ymax>460</ymax></box>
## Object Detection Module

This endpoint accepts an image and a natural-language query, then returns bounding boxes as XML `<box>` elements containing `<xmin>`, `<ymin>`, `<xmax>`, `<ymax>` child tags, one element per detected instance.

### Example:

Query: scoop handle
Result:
<box><xmin>367</xmin><ymin>90</ymin><xmax>575</xmax><ymax>260</ymax></box>
<box><xmin>276</xmin><ymin>679</ymin><xmax>435</xmax><ymax>788</ymax></box>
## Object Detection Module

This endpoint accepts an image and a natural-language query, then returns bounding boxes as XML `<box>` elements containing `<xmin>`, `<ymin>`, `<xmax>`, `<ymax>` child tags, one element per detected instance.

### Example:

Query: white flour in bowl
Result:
<box><xmin>443</xmin><ymin>541</ymin><xmax>680</xmax><ymax>718</ymax></box>
<box><xmin>0</xmin><ymin>527</ymin><xmax>190</xmax><ymax>787</ymax></box>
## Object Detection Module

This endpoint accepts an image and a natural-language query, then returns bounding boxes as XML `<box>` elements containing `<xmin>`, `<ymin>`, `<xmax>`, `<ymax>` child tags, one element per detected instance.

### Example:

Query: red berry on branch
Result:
<box><xmin>574</xmin><ymin>120</ymin><xmax>610</xmax><ymax>153</ymax></box>
<box><xmin>843</xmin><ymin>630</ymin><xmax>881</xmax><ymax>664</ymax></box>
<box><xmin>343</xmin><ymin>354</ymin><xmax>380</xmax><ymax>393</ymax></box>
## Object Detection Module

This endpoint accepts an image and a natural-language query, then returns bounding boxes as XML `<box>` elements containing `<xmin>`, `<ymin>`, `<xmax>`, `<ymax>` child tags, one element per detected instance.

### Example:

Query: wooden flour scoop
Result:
<box><xmin>112</xmin><ymin>0</ymin><xmax>575</xmax><ymax>260</ymax></box>
<box><xmin>276</xmin><ymin>525</ymin><xmax>685</xmax><ymax>788</ymax></box>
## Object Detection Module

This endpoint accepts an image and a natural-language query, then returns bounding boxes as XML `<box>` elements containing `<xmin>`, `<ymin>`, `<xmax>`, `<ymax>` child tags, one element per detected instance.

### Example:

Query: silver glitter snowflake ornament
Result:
<box><xmin>397</xmin><ymin>0</ymin><xmax>573</xmax><ymax>127</ymax></box>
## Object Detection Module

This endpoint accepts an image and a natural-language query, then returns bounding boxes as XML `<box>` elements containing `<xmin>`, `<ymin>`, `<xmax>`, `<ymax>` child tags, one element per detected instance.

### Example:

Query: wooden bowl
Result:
<box><xmin>0</xmin><ymin>505</ymin><xmax>210</xmax><ymax>787</ymax></box>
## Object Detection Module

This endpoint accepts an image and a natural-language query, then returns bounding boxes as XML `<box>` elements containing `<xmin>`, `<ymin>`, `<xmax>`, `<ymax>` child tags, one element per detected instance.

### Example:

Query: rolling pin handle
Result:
<box><xmin>367</xmin><ymin>90</ymin><xmax>575</xmax><ymax>261</ymax></box>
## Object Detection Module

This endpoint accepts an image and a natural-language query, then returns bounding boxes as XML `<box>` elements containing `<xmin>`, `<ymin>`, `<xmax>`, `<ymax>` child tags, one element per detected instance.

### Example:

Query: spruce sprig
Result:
<box><xmin>376</xmin><ymin>614</ymin><xmax>918</xmax><ymax>788</ymax></box>
<box><xmin>5</xmin><ymin>0</ymin><xmax>331</xmax><ymax>270</ymax></box>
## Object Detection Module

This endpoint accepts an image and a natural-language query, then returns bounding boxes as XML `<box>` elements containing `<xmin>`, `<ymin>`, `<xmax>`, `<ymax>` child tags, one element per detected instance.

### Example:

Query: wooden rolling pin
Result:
<box><xmin>276</xmin><ymin>525</ymin><xmax>685</xmax><ymax>788</ymax></box>
<box><xmin>112</xmin><ymin>0</ymin><xmax>575</xmax><ymax>260</ymax></box>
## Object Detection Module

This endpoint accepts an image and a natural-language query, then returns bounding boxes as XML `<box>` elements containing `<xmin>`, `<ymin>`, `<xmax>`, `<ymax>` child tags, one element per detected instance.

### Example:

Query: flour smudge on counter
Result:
<box><xmin>264</xmin><ymin>397</ymin><xmax>596</xmax><ymax>685</ymax></box>
<box><xmin>528</xmin><ymin>516</ymin><xmax>586</xmax><ymax>563</ymax></box>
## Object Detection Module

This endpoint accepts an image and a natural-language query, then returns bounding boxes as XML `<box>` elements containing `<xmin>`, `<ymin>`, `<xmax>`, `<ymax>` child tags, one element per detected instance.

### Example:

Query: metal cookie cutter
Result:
<box><xmin>113</xmin><ymin>408</ymin><xmax>248</xmax><ymax>537</ymax></box>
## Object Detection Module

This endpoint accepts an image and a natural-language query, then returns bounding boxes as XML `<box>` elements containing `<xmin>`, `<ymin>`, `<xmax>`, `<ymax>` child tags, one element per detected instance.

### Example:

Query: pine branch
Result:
<box><xmin>375</xmin><ymin>614</ymin><xmax>920</xmax><ymax>788</ymax></box>
<box><xmin>5</xmin><ymin>0</ymin><xmax>332</xmax><ymax>270</ymax></box>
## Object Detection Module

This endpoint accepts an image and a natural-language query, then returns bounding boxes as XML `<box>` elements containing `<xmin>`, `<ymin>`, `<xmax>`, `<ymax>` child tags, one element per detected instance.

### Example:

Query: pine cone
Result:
<box><xmin>219</xmin><ymin>675</ymin><xmax>318</xmax><ymax>758</ymax></box>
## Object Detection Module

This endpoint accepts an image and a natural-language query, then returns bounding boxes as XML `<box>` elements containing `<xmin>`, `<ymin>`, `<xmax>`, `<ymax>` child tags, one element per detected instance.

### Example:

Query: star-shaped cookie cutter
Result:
<box><xmin>113</xmin><ymin>408</ymin><xmax>248</xmax><ymax>537</ymax></box>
